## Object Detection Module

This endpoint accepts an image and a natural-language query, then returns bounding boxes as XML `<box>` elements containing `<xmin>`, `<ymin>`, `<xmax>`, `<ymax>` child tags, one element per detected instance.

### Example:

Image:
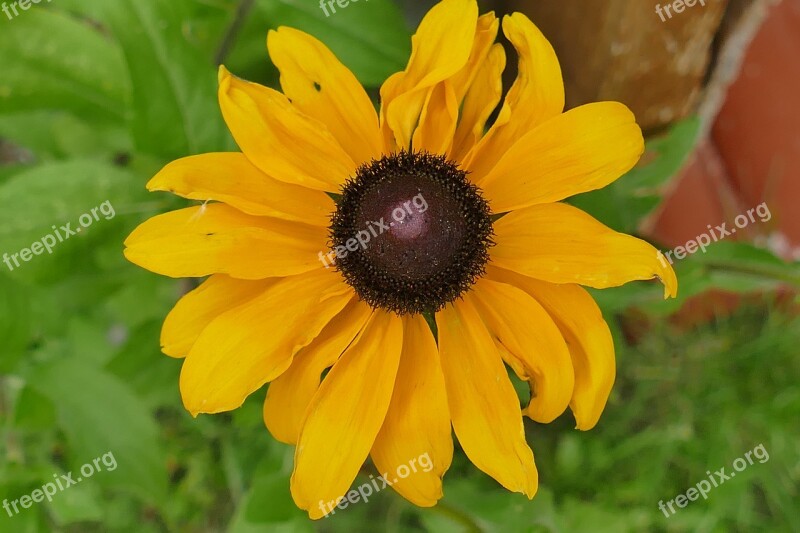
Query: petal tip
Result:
<box><xmin>145</xmin><ymin>172</ymin><xmax>168</xmax><ymax>192</ymax></box>
<box><xmin>574</xmin><ymin>418</ymin><xmax>598</xmax><ymax>432</ymax></box>
<box><xmin>661</xmin><ymin>270</ymin><xmax>679</xmax><ymax>299</ymax></box>
<box><xmin>217</xmin><ymin>64</ymin><xmax>230</xmax><ymax>84</ymax></box>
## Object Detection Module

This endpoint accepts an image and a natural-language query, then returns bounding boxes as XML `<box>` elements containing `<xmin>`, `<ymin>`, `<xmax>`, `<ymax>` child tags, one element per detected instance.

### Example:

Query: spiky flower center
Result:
<box><xmin>329</xmin><ymin>151</ymin><xmax>493</xmax><ymax>315</ymax></box>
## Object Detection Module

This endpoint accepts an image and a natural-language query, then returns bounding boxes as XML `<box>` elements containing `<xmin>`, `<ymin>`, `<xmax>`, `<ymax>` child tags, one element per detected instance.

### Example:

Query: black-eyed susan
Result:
<box><xmin>124</xmin><ymin>0</ymin><xmax>677</xmax><ymax>519</ymax></box>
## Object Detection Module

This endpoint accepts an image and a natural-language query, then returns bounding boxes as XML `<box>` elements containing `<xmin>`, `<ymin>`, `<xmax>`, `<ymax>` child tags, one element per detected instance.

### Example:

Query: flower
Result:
<box><xmin>123</xmin><ymin>0</ymin><xmax>677</xmax><ymax>519</ymax></box>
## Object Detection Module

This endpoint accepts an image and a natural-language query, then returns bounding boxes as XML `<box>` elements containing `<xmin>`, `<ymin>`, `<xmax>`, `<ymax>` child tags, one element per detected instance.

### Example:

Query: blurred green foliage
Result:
<box><xmin>0</xmin><ymin>1</ymin><xmax>798</xmax><ymax>532</ymax></box>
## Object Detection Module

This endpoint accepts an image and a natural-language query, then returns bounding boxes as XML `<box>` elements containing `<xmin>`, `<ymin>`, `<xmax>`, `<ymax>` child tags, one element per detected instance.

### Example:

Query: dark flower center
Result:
<box><xmin>329</xmin><ymin>151</ymin><xmax>493</xmax><ymax>315</ymax></box>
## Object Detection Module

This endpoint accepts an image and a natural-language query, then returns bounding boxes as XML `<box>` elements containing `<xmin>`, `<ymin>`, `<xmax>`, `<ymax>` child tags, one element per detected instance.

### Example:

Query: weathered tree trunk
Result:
<box><xmin>506</xmin><ymin>0</ymin><xmax>731</xmax><ymax>133</ymax></box>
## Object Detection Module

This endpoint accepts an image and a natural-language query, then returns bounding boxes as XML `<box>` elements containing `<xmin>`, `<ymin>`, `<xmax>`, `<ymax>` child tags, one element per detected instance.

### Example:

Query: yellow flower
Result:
<box><xmin>124</xmin><ymin>0</ymin><xmax>677</xmax><ymax>519</ymax></box>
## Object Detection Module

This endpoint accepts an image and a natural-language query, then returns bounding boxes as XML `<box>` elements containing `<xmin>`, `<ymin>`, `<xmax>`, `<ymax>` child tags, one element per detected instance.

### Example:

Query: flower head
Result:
<box><xmin>124</xmin><ymin>0</ymin><xmax>676</xmax><ymax>519</ymax></box>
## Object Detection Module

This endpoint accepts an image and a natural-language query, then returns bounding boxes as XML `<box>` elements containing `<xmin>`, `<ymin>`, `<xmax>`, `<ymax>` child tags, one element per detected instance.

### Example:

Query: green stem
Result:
<box><xmin>214</xmin><ymin>0</ymin><xmax>255</xmax><ymax>66</ymax></box>
<box><xmin>702</xmin><ymin>260</ymin><xmax>800</xmax><ymax>286</ymax></box>
<box><xmin>427</xmin><ymin>500</ymin><xmax>483</xmax><ymax>532</ymax></box>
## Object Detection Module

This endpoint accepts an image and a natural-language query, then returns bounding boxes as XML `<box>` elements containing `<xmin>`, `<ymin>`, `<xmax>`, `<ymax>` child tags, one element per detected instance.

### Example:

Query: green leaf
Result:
<box><xmin>103</xmin><ymin>275</ymin><xmax>181</xmax><ymax>332</ymax></box>
<box><xmin>49</xmin><ymin>0</ymin><xmax>108</xmax><ymax>20</ymax></box>
<box><xmin>570</xmin><ymin>116</ymin><xmax>702</xmax><ymax>233</ymax></box>
<box><xmin>89</xmin><ymin>0</ymin><xmax>233</xmax><ymax>158</ymax></box>
<box><xmin>27</xmin><ymin>358</ymin><xmax>168</xmax><ymax>503</ymax></box>
<box><xmin>559</xmin><ymin>498</ymin><xmax>648</xmax><ymax>533</ymax></box>
<box><xmin>228</xmin><ymin>471</ymin><xmax>313</xmax><ymax>533</ymax></box>
<box><xmin>64</xmin><ymin>318</ymin><xmax>118</xmax><ymax>367</ymax></box>
<box><xmin>0</xmin><ymin>8</ymin><xmax>128</xmax><ymax>122</ymax></box>
<box><xmin>45</xmin><ymin>477</ymin><xmax>105</xmax><ymax>526</ymax></box>
<box><xmin>106</xmin><ymin>320</ymin><xmax>181</xmax><ymax>410</ymax></box>
<box><xmin>0</xmin><ymin>111</ymin><xmax>131</xmax><ymax>162</ymax></box>
<box><xmin>420</xmin><ymin>480</ymin><xmax>559</xmax><ymax>533</ymax></box>
<box><xmin>0</xmin><ymin>159</ymin><xmax>146</xmax><ymax>283</ymax></box>
<box><xmin>0</xmin><ymin>498</ymin><xmax>46</xmax><ymax>533</ymax></box>
<box><xmin>11</xmin><ymin>386</ymin><xmax>56</xmax><ymax>431</ymax></box>
<box><xmin>231</xmin><ymin>0</ymin><xmax>410</xmax><ymax>88</ymax></box>
<box><xmin>0</xmin><ymin>271</ymin><xmax>31</xmax><ymax>372</ymax></box>
<box><xmin>244</xmin><ymin>472</ymin><xmax>304</xmax><ymax>523</ymax></box>
<box><xmin>0</xmin><ymin>163</ymin><xmax>33</xmax><ymax>186</ymax></box>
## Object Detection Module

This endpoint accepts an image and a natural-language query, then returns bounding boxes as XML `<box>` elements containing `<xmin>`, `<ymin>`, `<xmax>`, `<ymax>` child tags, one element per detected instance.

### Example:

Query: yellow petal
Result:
<box><xmin>218</xmin><ymin>66</ymin><xmax>355</xmax><ymax>192</ymax></box>
<box><xmin>382</xmin><ymin>86</ymin><xmax>431</xmax><ymax>152</ymax></box>
<box><xmin>380</xmin><ymin>0</ymin><xmax>478</xmax><ymax>150</ymax></box>
<box><xmin>147</xmin><ymin>153</ymin><xmax>334</xmax><ymax>226</ymax></box>
<box><xmin>436</xmin><ymin>298</ymin><xmax>537</xmax><ymax>497</ymax></box>
<box><xmin>161</xmin><ymin>275</ymin><xmax>275</xmax><ymax>358</ymax></box>
<box><xmin>124</xmin><ymin>204</ymin><xmax>329</xmax><ymax>280</ymax></box>
<box><xmin>486</xmin><ymin>266</ymin><xmax>615</xmax><ymax>430</ymax></box>
<box><xmin>267</xmin><ymin>27</ymin><xmax>382</xmax><ymax>165</ymax></box>
<box><xmin>370</xmin><ymin>314</ymin><xmax>453</xmax><ymax>507</ymax></box>
<box><xmin>464</xmin><ymin>13</ymin><xmax>564</xmax><ymax>179</ymax></box>
<box><xmin>291</xmin><ymin>310</ymin><xmax>403</xmax><ymax>520</ymax></box>
<box><xmin>405</xmin><ymin>0</ymin><xmax>479</xmax><ymax>88</ymax></box>
<box><xmin>377</xmin><ymin>71</ymin><xmax>405</xmax><ymax>150</ymax></box>
<box><xmin>491</xmin><ymin>202</ymin><xmax>678</xmax><ymax>298</ymax></box>
<box><xmin>479</xmin><ymin>102</ymin><xmax>644</xmax><ymax>212</ymax></box>
<box><xmin>411</xmin><ymin>80</ymin><xmax>459</xmax><ymax>155</ymax></box>
<box><xmin>413</xmin><ymin>12</ymin><xmax>498</xmax><ymax>156</ymax></box>
<box><xmin>263</xmin><ymin>299</ymin><xmax>373</xmax><ymax>444</ymax></box>
<box><xmin>180</xmin><ymin>269</ymin><xmax>353</xmax><ymax>416</ymax></box>
<box><xmin>449</xmin><ymin>12</ymin><xmax>500</xmax><ymax>104</ymax></box>
<box><xmin>470</xmin><ymin>279</ymin><xmax>574</xmax><ymax>423</ymax></box>
<box><xmin>451</xmin><ymin>44</ymin><xmax>506</xmax><ymax>162</ymax></box>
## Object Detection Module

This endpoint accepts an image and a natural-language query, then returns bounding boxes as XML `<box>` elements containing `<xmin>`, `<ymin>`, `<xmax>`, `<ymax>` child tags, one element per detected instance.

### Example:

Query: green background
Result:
<box><xmin>0</xmin><ymin>1</ymin><xmax>798</xmax><ymax>531</ymax></box>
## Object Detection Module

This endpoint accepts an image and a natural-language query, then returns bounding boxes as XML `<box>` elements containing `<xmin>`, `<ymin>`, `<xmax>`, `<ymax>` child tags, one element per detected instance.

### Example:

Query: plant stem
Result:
<box><xmin>703</xmin><ymin>260</ymin><xmax>800</xmax><ymax>286</ymax></box>
<box><xmin>215</xmin><ymin>0</ymin><xmax>255</xmax><ymax>66</ymax></box>
<box><xmin>427</xmin><ymin>500</ymin><xmax>483</xmax><ymax>532</ymax></box>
